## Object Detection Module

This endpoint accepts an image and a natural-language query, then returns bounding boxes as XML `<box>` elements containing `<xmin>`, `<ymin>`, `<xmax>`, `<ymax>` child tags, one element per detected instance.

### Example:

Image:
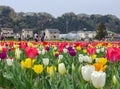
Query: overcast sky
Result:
<box><xmin>0</xmin><ymin>0</ymin><xmax>120</xmax><ymax>18</ymax></box>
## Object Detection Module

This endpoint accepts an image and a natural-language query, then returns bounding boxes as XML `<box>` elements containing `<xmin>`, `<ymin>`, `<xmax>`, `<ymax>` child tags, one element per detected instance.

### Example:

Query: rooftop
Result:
<box><xmin>46</xmin><ymin>28</ymin><xmax>60</xmax><ymax>33</ymax></box>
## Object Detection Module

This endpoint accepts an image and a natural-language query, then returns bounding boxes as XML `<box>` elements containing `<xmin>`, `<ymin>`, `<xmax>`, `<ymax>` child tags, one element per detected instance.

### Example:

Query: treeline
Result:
<box><xmin>0</xmin><ymin>6</ymin><xmax>120</xmax><ymax>33</ymax></box>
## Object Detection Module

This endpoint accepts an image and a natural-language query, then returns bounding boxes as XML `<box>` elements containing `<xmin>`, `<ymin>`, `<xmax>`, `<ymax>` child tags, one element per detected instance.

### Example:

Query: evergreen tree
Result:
<box><xmin>95</xmin><ymin>22</ymin><xmax>107</xmax><ymax>40</ymax></box>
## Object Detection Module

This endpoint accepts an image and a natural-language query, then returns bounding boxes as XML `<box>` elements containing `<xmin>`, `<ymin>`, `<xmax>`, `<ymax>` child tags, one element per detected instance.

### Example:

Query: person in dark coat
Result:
<box><xmin>41</xmin><ymin>32</ymin><xmax>45</xmax><ymax>42</ymax></box>
<box><xmin>0</xmin><ymin>34</ymin><xmax>4</xmax><ymax>41</ymax></box>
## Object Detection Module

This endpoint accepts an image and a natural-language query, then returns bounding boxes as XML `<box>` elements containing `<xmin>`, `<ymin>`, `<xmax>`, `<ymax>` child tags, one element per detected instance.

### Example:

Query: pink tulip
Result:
<box><xmin>106</xmin><ymin>47</ymin><xmax>120</xmax><ymax>63</ymax></box>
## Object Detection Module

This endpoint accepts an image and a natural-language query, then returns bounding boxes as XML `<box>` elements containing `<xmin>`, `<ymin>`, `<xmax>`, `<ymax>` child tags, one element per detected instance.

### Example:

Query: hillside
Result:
<box><xmin>0</xmin><ymin>6</ymin><xmax>120</xmax><ymax>33</ymax></box>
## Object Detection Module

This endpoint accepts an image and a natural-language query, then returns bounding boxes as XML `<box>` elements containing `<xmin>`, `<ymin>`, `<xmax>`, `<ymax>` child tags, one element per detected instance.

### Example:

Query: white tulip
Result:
<box><xmin>42</xmin><ymin>58</ymin><xmax>49</xmax><ymax>66</ymax></box>
<box><xmin>58</xmin><ymin>55</ymin><xmax>63</xmax><ymax>60</ymax></box>
<box><xmin>79</xmin><ymin>54</ymin><xmax>84</xmax><ymax>57</ymax></box>
<box><xmin>53</xmin><ymin>46</ymin><xmax>57</xmax><ymax>50</ymax></box>
<box><xmin>96</xmin><ymin>49</ymin><xmax>100</xmax><ymax>53</ymax></box>
<box><xmin>63</xmin><ymin>48</ymin><xmax>68</xmax><ymax>53</ymax></box>
<box><xmin>84</xmin><ymin>56</ymin><xmax>92</xmax><ymax>63</ymax></box>
<box><xmin>15</xmin><ymin>48</ymin><xmax>21</xmax><ymax>59</ymax></box>
<box><xmin>42</xmin><ymin>49</ymin><xmax>46</xmax><ymax>55</ymax></box>
<box><xmin>78</xmin><ymin>54</ymin><xmax>84</xmax><ymax>63</ymax></box>
<box><xmin>6</xmin><ymin>58</ymin><xmax>14</xmax><ymax>66</ymax></box>
<box><xmin>58</xmin><ymin>63</ymin><xmax>66</xmax><ymax>75</ymax></box>
<box><xmin>81</xmin><ymin>65</ymin><xmax>95</xmax><ymax>81</ymax></box>
<box><xmin>91</xmin><ymin>71</ymin><xmax>106</xmax><ymax>89</ymax></box>
<box><xmin>101</xmin><ymin>47</ymin><xmax>105</xmax><ymax>52</ymax></box>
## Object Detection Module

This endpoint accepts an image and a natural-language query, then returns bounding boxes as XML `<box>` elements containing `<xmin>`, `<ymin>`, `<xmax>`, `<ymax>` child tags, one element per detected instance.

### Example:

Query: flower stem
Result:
<box><xmin>63</xmin><ymin>75</ymin><xmax>67</xmax><ymax>89</ymax></box>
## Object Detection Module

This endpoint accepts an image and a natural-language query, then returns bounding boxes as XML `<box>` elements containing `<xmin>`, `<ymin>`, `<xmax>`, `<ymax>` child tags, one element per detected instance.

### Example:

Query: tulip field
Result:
<box><xmin>0</xmin><ymin>41</ymin><xmax>120</xmax><ymax>89</ymax></box>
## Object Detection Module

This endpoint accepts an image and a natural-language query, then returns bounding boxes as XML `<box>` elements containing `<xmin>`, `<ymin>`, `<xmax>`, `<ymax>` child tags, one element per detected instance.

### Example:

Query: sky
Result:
<box><xmin>0</xmin><ymin>0</ymin><xmax>120</xmax><ymax>18</ymax></box>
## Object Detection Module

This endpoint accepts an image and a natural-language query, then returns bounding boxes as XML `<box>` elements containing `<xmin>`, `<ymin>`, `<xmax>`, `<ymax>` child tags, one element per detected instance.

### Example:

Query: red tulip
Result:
<box><xmin>19</xmin><ymin>42</ymin><xmax>27</xmax><ymax>49</ymax></box>
<box><xmin>42</xmin><ymin>42</ymin><xmax>48</xmax><ymax>46</ymax></box>
<box><xmin>58</xmin><ymin>44</ymin><xmax>63</xmax><ymax>53</ymax></box>
<box><xmin>25</xmin><ymin>47</ymin><xmax>38</xmax><ymax>59</ymax></box>
<box><xmin>87</xmin><ymin>47</ymin><xmax>96</xmax><ymax>55</ymax></box>
<box><xmin>9</xmin><ymin>42</ymin><xmax>14</xmax><ymax>47</ymax></box>
<box><xmin>106</xmin><ymin>47</ymin><xmax>120</xmax><ymax>63</ymax></box>
<box><xmin>2</xmin><ymin>47</ymin><xmax>7</xmax><ymax>52</ymax></box>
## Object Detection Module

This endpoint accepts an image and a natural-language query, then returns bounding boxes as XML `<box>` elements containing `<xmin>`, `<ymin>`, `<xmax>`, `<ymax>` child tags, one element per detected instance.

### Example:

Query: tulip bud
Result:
<box><xmin>42</xmin><ymin>58</ymin><xmax>49</xmax><ymax>66</ymax></box>
<box><xmin>15</xmin><ymin>48</ymin><xmax>21</xmax><ymax>59</ymax></box>
<box><xmin>58</xmin><ymin>63</ymin><xmax>66</xmax><ymax>75</ymax></box>
<box><xmin>0</xmin><ymin>46</ymin><xmax>2</xmax><ymax>52</ymax></box>
<box><xmin>47</xmin><ymin>66</ymin><xmax>56</xmax><ymax>78</ymax></box>
<box><xmin>72</xmin><ymin>63</ymin><xmax>75</xmax><ymax>71</ymax></box>
<box><xmin>49</xmin><ymin>66</ymin><xmax>55</xmax><ymax>78</ymax></box>
<box><xmin>112</xmin><ymin>75</ymin><xmax>118</xmax><ymax>86</ymax></box>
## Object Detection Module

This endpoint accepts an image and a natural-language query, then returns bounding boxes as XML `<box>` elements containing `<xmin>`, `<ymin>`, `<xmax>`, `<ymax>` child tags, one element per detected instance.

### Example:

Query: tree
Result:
<box><xmin>95</xmin><ymin>22</ymin><xmax>107</xmax><ymax>40</ymax></box>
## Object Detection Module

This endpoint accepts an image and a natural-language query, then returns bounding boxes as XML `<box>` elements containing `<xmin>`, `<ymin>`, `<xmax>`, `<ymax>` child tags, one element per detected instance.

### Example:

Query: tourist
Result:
<box><xmin>34</xmin><ymin>33</ymin><xmax>38</xmax><ymax>42</ymax></box>
<box><xmin>41</xmin><ymin>32</ymin><xmax>45</xmax><ymax>42</ymax></box>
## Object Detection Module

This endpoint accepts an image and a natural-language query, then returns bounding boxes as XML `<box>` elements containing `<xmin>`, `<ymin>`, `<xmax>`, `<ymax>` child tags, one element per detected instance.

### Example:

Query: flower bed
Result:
<box><xmin>0</xmin><ymin>41</ymin><xmax>120</xmax><ymax>89</ymax></box>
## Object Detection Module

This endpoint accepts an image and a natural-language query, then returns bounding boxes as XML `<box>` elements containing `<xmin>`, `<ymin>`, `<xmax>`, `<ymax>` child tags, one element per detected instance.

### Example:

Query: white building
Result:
<box><xmin>22</xmin><ymin>29</ymin><xmax>33</xmax><ymax>39</ymax></box>
<box><xmin>44</xmin><ymin>28</ymin><xmax>60</xmax><ymax>39</ymax></box>
<box><xmin>60</xmin><ymin>30</ymin><xmax>96</xmax><ymax>40</ymax></box>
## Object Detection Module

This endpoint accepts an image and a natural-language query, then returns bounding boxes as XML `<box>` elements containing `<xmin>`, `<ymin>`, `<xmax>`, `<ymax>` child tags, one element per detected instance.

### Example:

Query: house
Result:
<box><xmin>0</xmin><ymin>28</ymin><xmax>14</xmax><ymax>37</ymax></box>
<box><xmin>60</xmin><ymin>34</ymin><xmax>67</xmax><ymax>39</ymax></box>
<box><xmin>64</xmin><ymin>30</ymin><xmax>96</xmax><ymax>40</ymax></box>
<box><xmin>22</xmin><ymin>29</ymin><xmax>33</xmax><ymax>39</ymax></box>
<box><xmin>77</xmin><ymin>30</ymin><xmax>96</xmax><ymax>39</ymax></box>
<box><xmin>44</xmin><ymin>29</ymin><xmax>60</xmax><ymax>39</ymax></box>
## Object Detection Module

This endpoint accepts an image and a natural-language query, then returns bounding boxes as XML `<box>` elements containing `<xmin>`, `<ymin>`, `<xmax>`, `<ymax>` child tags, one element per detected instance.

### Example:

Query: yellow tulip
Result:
<box><xmin>47</xmin><ymin>66</ymin><xmax>56</xmax><ymax>77</ymax></box>
<box><xmin>88</xmin><ymin>44</ymin><xmax>93</xmax><ymax>47</ymax></box>
<box><xmin>96</xmin><ymin>43</ymin><xmax>102</xmax><ymax>48</ymax></box>
<box><xmin>28</xmin><ymin>42</ymin><xmax>33</xmax><ymax>47</ymax></box>
<box><xmin>13</xmin><ymin>45</ymin><xmax>19</xmax><ymax>49</ymax></box>
<box><xmin>76</xmin><ymin>46</ymin><xmax>81</xmax><ymax>51</ymax></box>
<box><xmin>21</xmin><ymin>58</ymin><xmax>35</xmax><ymax>68</ymax></box>
<box><xmin>97</xmin><ymin>58</ymin><xmax>107</xmax><ymax>65</ymax></box>
<box><xmin>32</xmin><ymin>64</ymin><xmax>43</xmax><ymax>74</ymax></box>
<box><xmin>53</xmin><ymin>51</ymin><xmax>59</xmax><ymax>56</ymax></box>
<box><xmin>107</xmin><ymin>43</ymin><xmax>112</xmax><ymax>47</ymax></box>
<box><xmin>91</xmin><ymin>54</ymin><xmax>97</xmax><ymax>60</ymax></box>
<box><xmin>83</xmin><ymin>49</ymin><xmax>87</xmax><ymax>54</ymax></box>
